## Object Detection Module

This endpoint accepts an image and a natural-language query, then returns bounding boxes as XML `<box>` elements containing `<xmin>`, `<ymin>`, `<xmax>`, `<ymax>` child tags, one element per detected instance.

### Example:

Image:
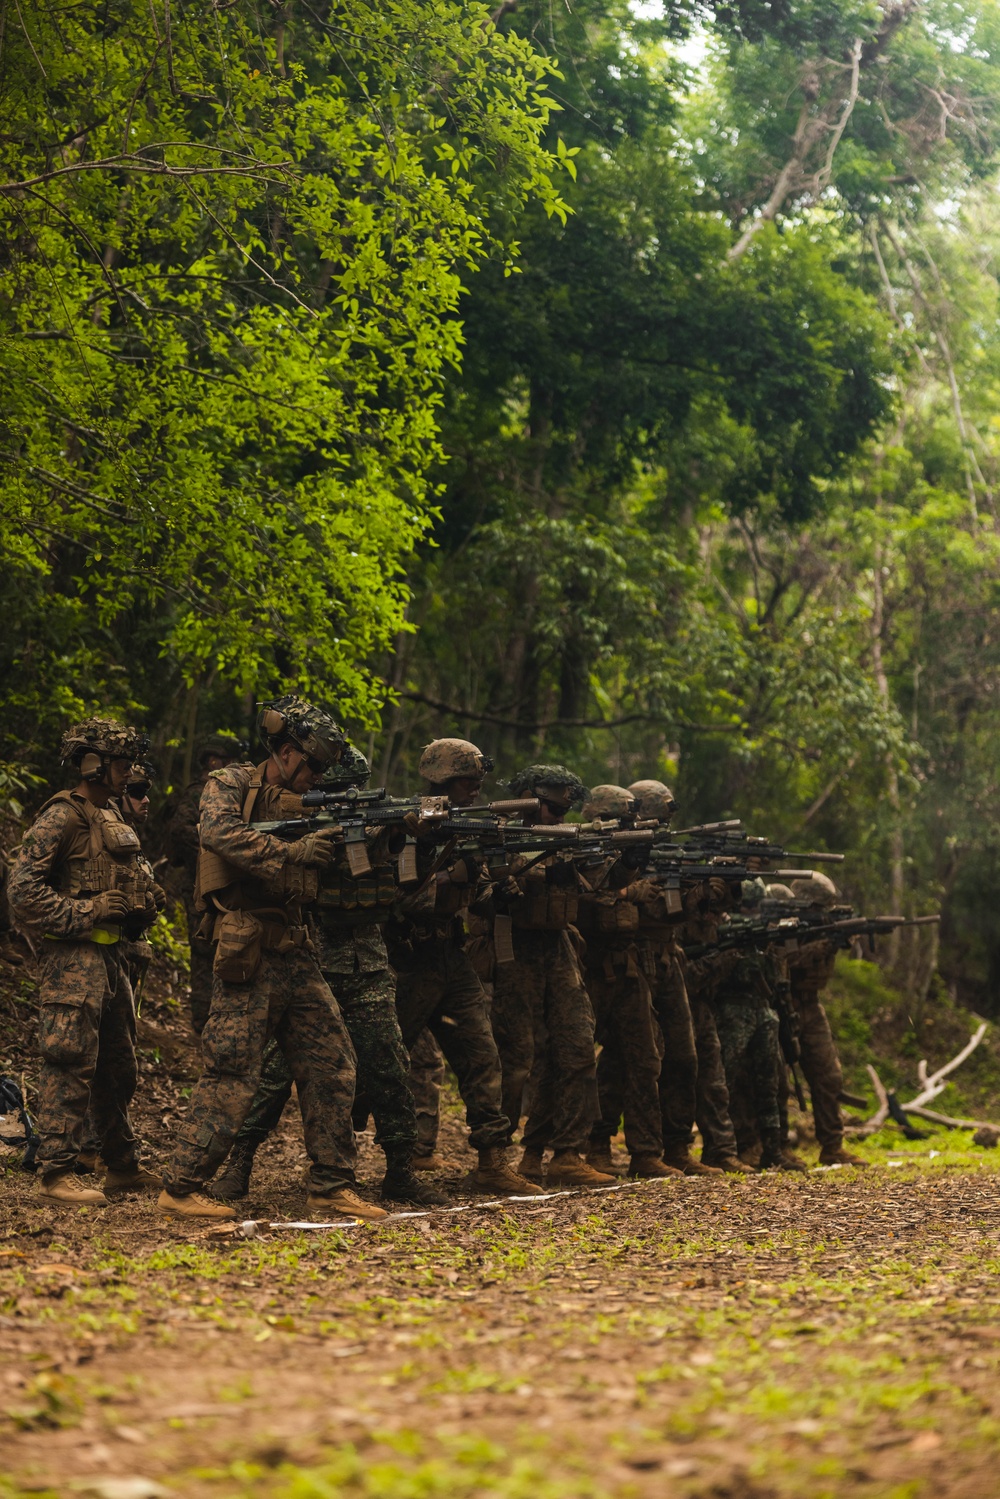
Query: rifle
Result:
<box><xmin>255</xmin><ymin>793</ymin><xmax>542</xmax><ymax>876</ymax></box>
<box><xmin>0</xmin><ymin>1076</ymin><xmax>39</xmax><ymax>1172</ymax></box>
<box><xmin>670</xmin><ymin>821</ymin><xmax>846</xmax><ymax>867</ymax></box>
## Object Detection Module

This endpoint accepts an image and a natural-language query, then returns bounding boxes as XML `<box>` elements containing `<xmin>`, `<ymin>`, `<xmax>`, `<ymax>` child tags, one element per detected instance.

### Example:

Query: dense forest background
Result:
<box><xmin>3</xmin><ymin>0</ymin><xmax>1000</xmax><ymax>1011</ymax></box>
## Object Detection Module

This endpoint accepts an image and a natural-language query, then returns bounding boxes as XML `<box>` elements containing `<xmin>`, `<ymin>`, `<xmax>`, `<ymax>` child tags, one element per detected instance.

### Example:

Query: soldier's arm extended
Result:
<box><xmin>8</xmin><ymin>802</ymin><xmax>97</xmax><ymax>940</ymax></box>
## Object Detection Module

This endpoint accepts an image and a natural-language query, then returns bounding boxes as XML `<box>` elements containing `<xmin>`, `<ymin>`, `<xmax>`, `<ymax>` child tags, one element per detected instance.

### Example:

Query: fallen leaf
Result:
<box><xmin>910</xmin><ymin>1431</ymin><xmax>942</xmax><ymax>1453</ymax></box>
<box><xmin>31</xmin><ymin>1263</ymin><xmax>76</xmax><ymax>1276</ymax></box>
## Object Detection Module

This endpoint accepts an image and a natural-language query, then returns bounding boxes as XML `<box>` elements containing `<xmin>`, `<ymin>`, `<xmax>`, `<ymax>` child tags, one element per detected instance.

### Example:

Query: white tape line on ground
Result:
<box><xmin>249</xmin><ymin>1174</ymin><xmax>677</xmax><ymax>1233</ymax></box>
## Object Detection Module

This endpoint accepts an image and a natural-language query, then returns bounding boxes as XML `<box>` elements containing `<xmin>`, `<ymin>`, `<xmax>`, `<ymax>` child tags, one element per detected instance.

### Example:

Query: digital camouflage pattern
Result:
<box><xmin>9</xmin><ymin>796</ymin><xmax>112</xmax><ymax>940</ymax></box>
<box><xmin>491</xmin><ymin>928</ymin><xmax>599</xmax><ymax>1154</ymax></box>
<box><xmin>649</xmin><ymin>953</ymin><xmax>700</xmax><ymax>1155</ymax></box>
<box><xmin>585</xmin><ymin>941</ymin><xmax>663</xmax><ymax>1158</ymax></box>
<box><xmin>712</xmin><ymin>995</ymin><xmax>783</xmax><ymax>1141</ymax></box>
<box><xmin>33</xmin><ymin>943</ymin><xmax>139</xmax><ymax>1175</ymax></box>
<box><xmin>788</xmin><ymin>937</ymin><xmax>845</xmax><ymax>1150</ymax></box>
<box><xmin>163</xmin><ymin>945</ymin><xmax>358</xmax><ymax>1196</ymax></box>
<box><xmin>408</xmin><ymin>1029</ymin><xmax>445</xmax><ymax>1155</ymax></box>
<box><xmin>9</xmin><ymin>793</ymin><xmax>145</xmax><ymax>1178</ymax></box>
<box><xmin>390</xmin><ymin>936</ymin><xmax>509</xmax><ymax>1151</ymax></box>
<box><xmin>230</xmin><ymin>963</ymin><xmax>416</xmax><ymax>1157</ymax></box>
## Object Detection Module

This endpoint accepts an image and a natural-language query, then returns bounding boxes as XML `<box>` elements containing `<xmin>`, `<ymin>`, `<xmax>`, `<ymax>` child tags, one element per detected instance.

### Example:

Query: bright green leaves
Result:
<box><xmin>0</xmin><ymin>0</ymin><xmax>564</xmax><ymax>741</ymax></box>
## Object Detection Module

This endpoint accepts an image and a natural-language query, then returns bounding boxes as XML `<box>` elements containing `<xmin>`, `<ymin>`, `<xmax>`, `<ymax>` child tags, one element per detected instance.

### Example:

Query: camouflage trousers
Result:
<box><xmin>792</xmin><ymin>990</ymin><xmax>844</xmax><ymax>1150</ymax></box>
<box><xmin>649</xmin><ymin>953</ymin><xmax>699</xmax><ymax>1154</ymax></box>
<box><xmin>233</xmin><ymin>967</ymin><xmax>418</xmax><ymax>1160</ymax></box>
<box><xmin>391</xmin><ymin>938</ymin><xmax>509</xmax><ymax>1151</ymax></box>
<box><xmin>182</xmin><ymin>890</ymin><xmax>214</xmax><ymax>1036</ymax></box>
<box><xmin>164</xmin><ymin>945</ymin><xmax>358</xmax><ymax>1196</ymax></box>
<box><xmin>491</xmin><ymin>928</ymin><xmax>599</xmax><ymax>1155</ymax></box>
<box><xmin>588</xmin><ymin>945</ymin><xmax>663</xmax><ymax>1158</ymax></box>
<box><xmin>690</xmin><ymin>992</ymin><xmax>740</xmax><ymax>1161</ymax></box>
<box><xmin>35</xmin><ymin>942</ymin><xmax>139</xmax><ymax>1176</ymax></box>
<box><xmin>713</xmin><ymin>999</ymin><xmax>782</xmax><ymax>1140</ymax></box>
<box><xmin>408</xmin><ymin>1029</ymin><xmax>445</xmax><ymax>1155</ymax></box>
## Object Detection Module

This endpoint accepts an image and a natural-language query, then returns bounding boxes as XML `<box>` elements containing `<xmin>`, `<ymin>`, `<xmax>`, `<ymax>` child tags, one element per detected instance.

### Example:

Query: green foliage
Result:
<box><xmin>0</xmin><ymin>0</ymin><xmax>564</xmax><ymax>752</ymax></box>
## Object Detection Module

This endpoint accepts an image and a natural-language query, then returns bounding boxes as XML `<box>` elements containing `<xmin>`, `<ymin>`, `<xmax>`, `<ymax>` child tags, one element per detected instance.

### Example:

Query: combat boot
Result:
<box><xmin>38</xmin><ymin>1170</ymin><xmax>108</xmax><ymax>1207</ymax></box>
<box><xmin>305</xmin><ymin>1186</ymin><xmax>388</xmax><ymax>1222</ymax></box>
<box><xmin>628</xmin><ymin>1154</ymin><xmax>685</xmax><ymax>1180</ymax></box>
<box><xmin>779</xmin><ymin>1147</ymin><xmax>809</xmax><ymax>1173</ymax></box>
<box><xmin>381</xmin><ymin>1152</ymin><xmax>451</xmax><ymax>1207</ymax></box>
<box><xmin>585</xmin><ymin>1142</ymin><xmax>616</xmax><ymax>1175</ymax></box>
<box><xmin>104</xmin><ymin>1162</ymin><xmax>162</xmax><ymax>1195</ymax></box>
<box><xmin>412</xmin><ymin>1151</ymin><xmax>461</xmax><ymax>1172</ymax></box>
<box><xmin>705</xmin><ymin>1154</ymin><xmax>754</xmax><ymax>1174</ymax></box>
<box><xmin>156</xmin><ymin>1189</ymin><xmax>236</xmax><ymax>1221</ymax></box>
<box><xmin>758</xmin><ymin>1129</ymin><xmax>804</xmax><ymax>1172</ymax></box>
<box><xmin>209</xmin><ymin>1137</ymin><xmax>261</xmax><ymax>1201</ymax></box>
<box><xmin>546</xmin><ymin>1151</ymin><xmax>615</xmax><ymax>1187</ymax></box>
<box><xmin>661</xmin><ymin>1148</ymin><xmax>723</xmax><ymax>1178</ymax></box>
<box><xmin>819</xmin><ymin>1145</ymin><xmax>868</xmax><ymax>1168</ymax></box>
<box><xmin>465</xmin><ymin>1147</ymin><xmax>545</xmax><ymax>1196</ymax></box>
<box><xmin>517</xmin><ymin>1147</ymin><xmax>545</xmax><ymax>1183</ymax></box>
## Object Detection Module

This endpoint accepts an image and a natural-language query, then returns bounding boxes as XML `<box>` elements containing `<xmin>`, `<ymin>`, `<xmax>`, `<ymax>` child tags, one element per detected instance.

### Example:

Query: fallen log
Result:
<box><xmin>906</xmin><ymin>1105</ymin><xmax>1000</xmax><ymax>1131</ymax></box>
<box><xmin>847</xmin><ymin>1024</ymin><xmax>990</xmax><ymax>1137</ymax></box>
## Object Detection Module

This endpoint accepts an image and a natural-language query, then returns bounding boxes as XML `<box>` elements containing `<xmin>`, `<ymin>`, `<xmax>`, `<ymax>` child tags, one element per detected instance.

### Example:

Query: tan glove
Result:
<box><xmin>152</xmin><ymin>883</ymin><xmax>167</xmax><ymax>913</ymax></box>
<box><xmin>92</xmin><ymin>890</ymin><xmax>130</xmax><ymax>922</ymax></box>
<box><xmin>285</xmin><ymin>829</ymin><xmax>340</xmax><ymax>869</ymax></box>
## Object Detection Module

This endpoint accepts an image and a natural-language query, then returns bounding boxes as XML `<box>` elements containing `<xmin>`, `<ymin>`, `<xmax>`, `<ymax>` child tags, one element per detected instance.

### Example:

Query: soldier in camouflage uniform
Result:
<box><xmin>620</xmin><ymin>780</ymin><xmax>723</xmax><ymax>1177</ymax></box>
<box><xmin>166</xmin><ymin>732</ymin><xmax>245</xmax><ymax>1034</ymax></box>
<box><xmin>118</xmin><ymin>764</ymin><xmax>167</xmax><ymax>1000</ymax></box>
<box><xmin>409</xmin><ymin>1029</ymin><xmax>451</xmax><ymax>1169</ymax></box>
<box><xmin>8</xmin><ymin>719</ymin><xmax>163</xmax><ymax>1207</ymax></box>
<box><xmin>210</xmin><ymin>749</ymin><xmax>448</xmax><ymax>1208</ymax></box>
<box><xmin>576</xmin><ymin>785</ymin><xmax>680</xmax><ymax>1181</ymax></box>
<box><xmin>387</xmin><ymin>739</ymin><xmax>542</xmax><ymax>1197</ymax></box>
<box><xmin>681</xmin><ymin>881</ymin><xmax>754</xmax><ymax>1174</ymax></box>
<box><xmin>710</xmin><ymin>883</ymin><xmax>803</xmax><ymax>1173</ymax></box>
<box><xmin>159</xmin><ymin>696</ymin><xmax>384</xmax><ymax>1222</ymax></box>
<box><xmin>489</xmin><ymin>765</ymin><xmax>612</xmax><ymax>1188</ymax></box>
<box><xmin>785</xmin><ymin>874</ymin><xmax>865</xmax><ymax>1167</ymax></box>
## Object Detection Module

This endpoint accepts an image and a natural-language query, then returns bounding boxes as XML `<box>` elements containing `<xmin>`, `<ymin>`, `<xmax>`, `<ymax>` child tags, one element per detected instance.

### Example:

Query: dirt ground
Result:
<box><xmin>3</xmin><ymin>969</ymin><xmax>1000</xmax><ymax>1499</ymax></box>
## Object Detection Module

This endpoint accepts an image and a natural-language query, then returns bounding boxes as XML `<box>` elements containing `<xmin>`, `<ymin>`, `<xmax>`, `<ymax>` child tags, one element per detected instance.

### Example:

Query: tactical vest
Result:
<box><xmin>317</xmin><ymin>863</ymin><xmax>396</xmax><ymax>927</ymax></box>
<box><xmin>196</xmin><ymin>765</ymin><xmax>318</xmax><ymax>917</ymax></box>
<box><xmin>45</xmin><ymin>791</ymin><xmax>152</xmax><ymax>913</ymax></box>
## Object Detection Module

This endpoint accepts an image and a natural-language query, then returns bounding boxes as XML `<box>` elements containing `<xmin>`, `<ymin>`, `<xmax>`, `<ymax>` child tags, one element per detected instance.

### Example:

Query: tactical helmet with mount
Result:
<box><xmin>764</xmin><ymin>883</ymin><xmax>795</xmax><ymax>901</ymax></box>
<box><xmin>321</xmin><ymin>743</ymin><xmax>371</xmax><ymax>789</ymax></box>
<box><xmin>741</xmin><ymin>876</ymin><xmax>767</xmax><ymax>908</ymax></box>
<box><xmin>627</xmin><ymin>779</ymin><xmax>676</xmax><ymax>822</ymax></box>
<box><xmin>582</xmin><ymin>784</ymin><xmax>636</xmax><ymax>821</ymax></box>
<box><xmin>791</xmin><ymin>871</ymin><xmax>839</xmax><ymax>907</ymax></box>
<box><xmin>417</xmin><ymin>738</ymin><xmax>493</xmax><ymax>785</ymax></box>
<box><xmin>506</xmin><ymin>763</ymin><xmax>587</xmax><ymax>808</ymax></box>
<box><xmin>256</xmin><ymin>695</ymin><xmax>346</xmax><ymax>767</ymax></box>
<box><xmin>60</xmin><ymin>719</ymin><xmax>148</xmax><ymax>782</ymax></box>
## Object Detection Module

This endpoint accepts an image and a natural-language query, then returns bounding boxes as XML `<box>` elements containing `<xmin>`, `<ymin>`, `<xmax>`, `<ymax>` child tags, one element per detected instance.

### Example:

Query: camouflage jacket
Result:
<box><xmin>198</xmin><ymin>762</ymin><xmax>299</xmax><ymax>902</ymax></box>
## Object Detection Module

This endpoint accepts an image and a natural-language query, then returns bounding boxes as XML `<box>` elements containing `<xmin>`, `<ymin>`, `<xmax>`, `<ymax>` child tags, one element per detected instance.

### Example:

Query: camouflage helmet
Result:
<box><xmin>790</xmin><ymin>871</ymin><xmax>839</xmax><ymax>908</ymax></box>
<box><xmin>627</xmin><ymin>779</ymin><xmax>676</xmax><ymax>823</ymax></box>
<box><xmin>506</xmin><ymin>763</ymin><xmax>587</xmax><ymax>808</ymax></box>
<box><xmin>256</xmin><ymin>695</ymin><xmax>346</xmax><ymax>767</ymax></box>
<box><xmin>60</xmin><ymin>718</ymin><xmax>147</xmax><ymax>768</ymax></box>
<box><xmin>321</xmin><ymin>743</ymin><xmax>371</xmax><ymax>790</ymax></box>
<box><xmin>765</xmin><ymin>883</ymin><xmax>795</xmax><ymax>901</ymax></box>
<box><xmin>417</xmin><ymin>738</ymin><xmax>493</xmax><ymax>785</ymax></box>
<box><xmin>582</xmin><ymin>784</ymin><xmax>636</xmax><ymax>821</ymax></box>
<box><xmin>741</xmin><ymin>876</ymin><xmax>767</xmax><ymax>908</ymax></box>
<box><xmin>198</xmin><ymin>731</ymin><xmax>248</xmax><ymax>767</ymax></box>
